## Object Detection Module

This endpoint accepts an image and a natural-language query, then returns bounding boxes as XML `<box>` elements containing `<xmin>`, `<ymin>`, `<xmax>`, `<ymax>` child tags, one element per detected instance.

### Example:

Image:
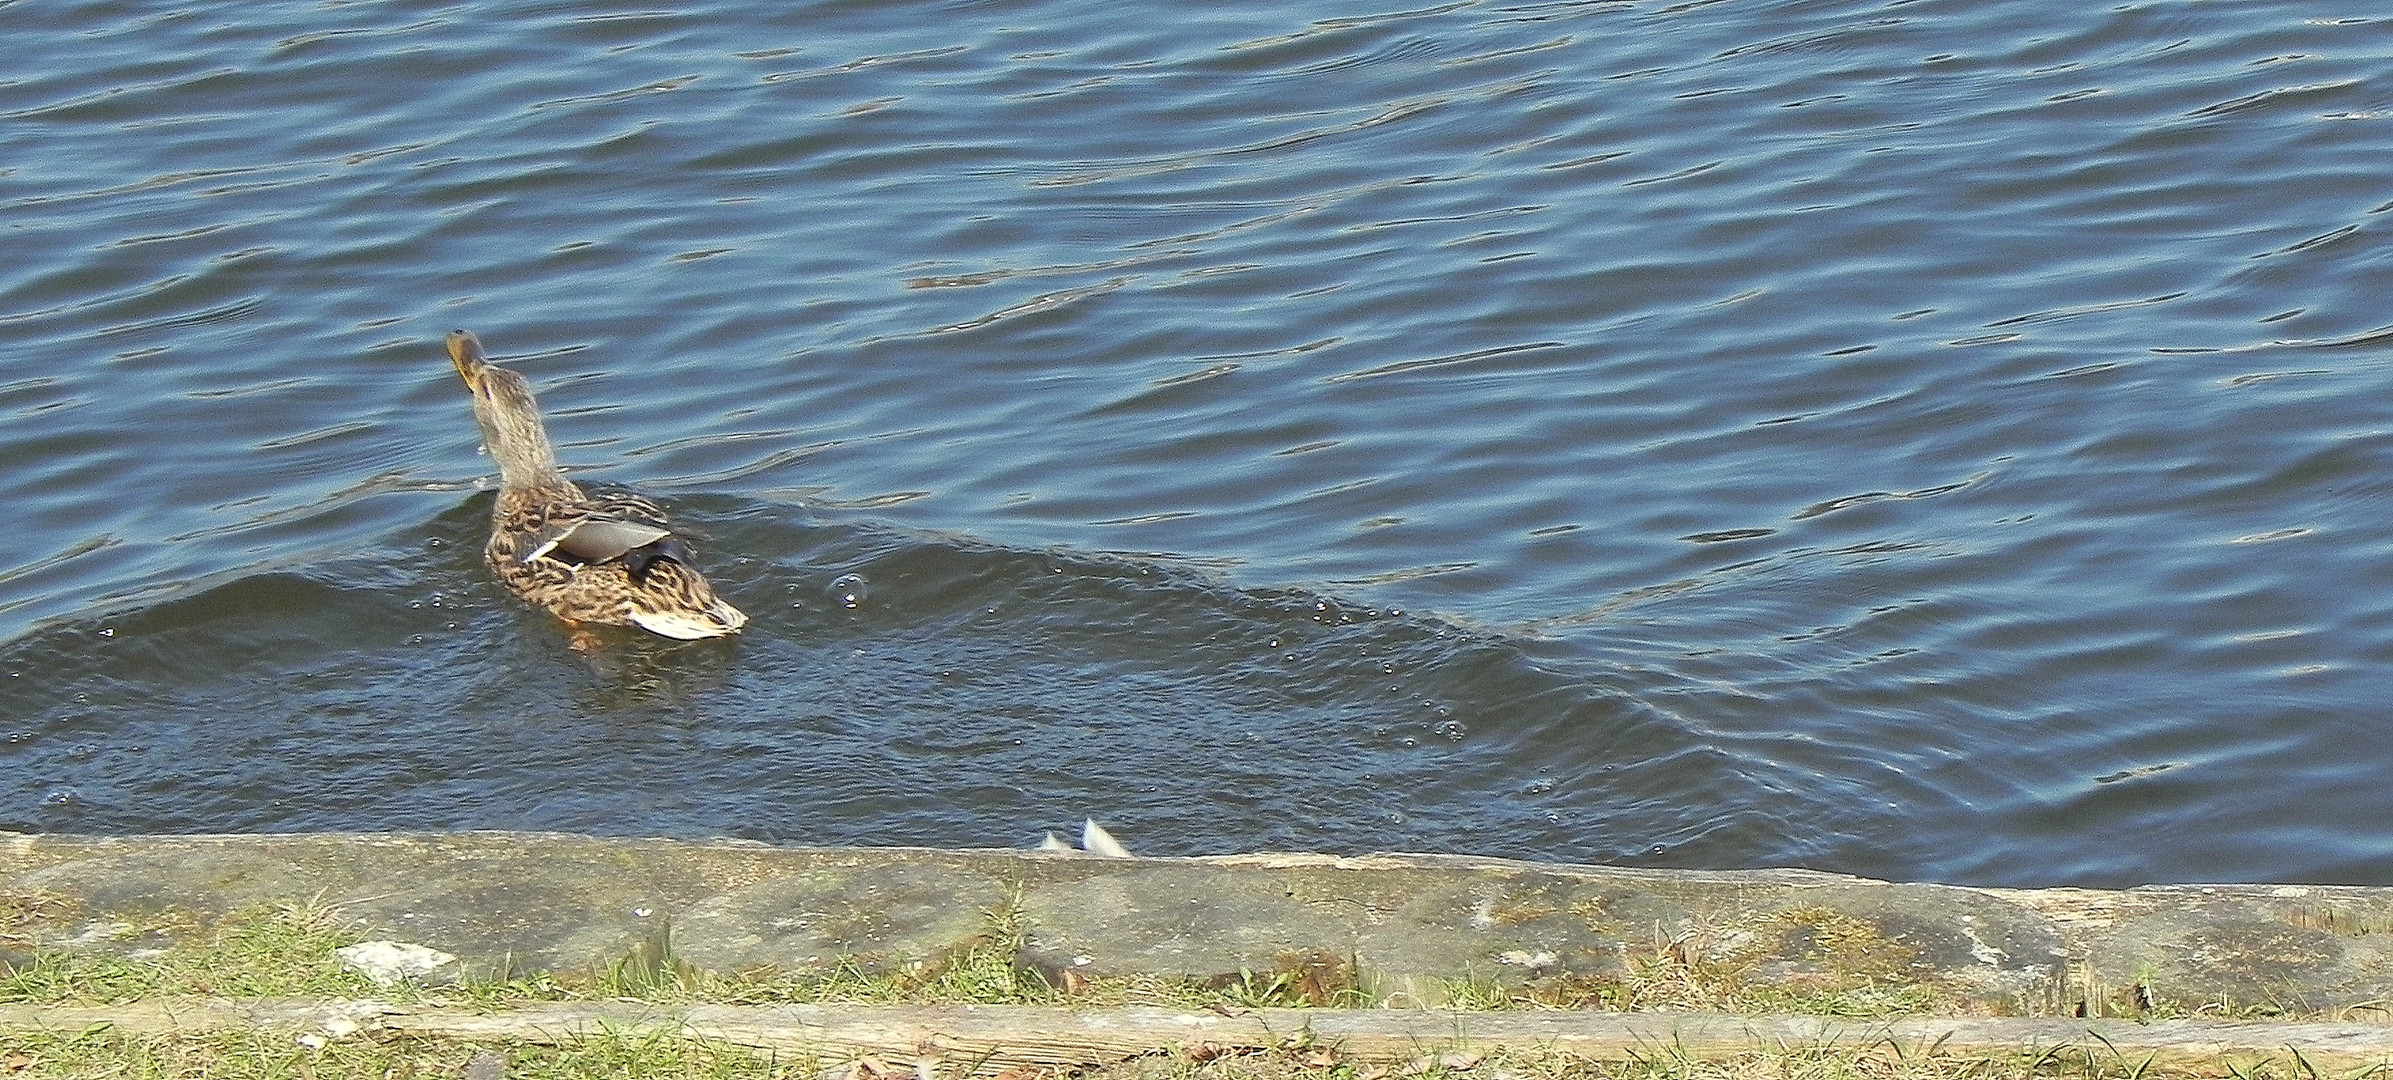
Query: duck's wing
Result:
<box><xmin>521</xmin><ymin>515</ymin><xmax>672</xmax><ymax>566</ymax></box>
<box><xmin>520</xmin><ymin>493</ymin><xmax>697</xmax><ymax>585</ymax></box>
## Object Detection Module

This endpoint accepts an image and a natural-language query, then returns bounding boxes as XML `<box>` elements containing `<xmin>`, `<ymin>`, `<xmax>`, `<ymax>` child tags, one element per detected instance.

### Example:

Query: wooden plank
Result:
<box><xmin>2</xmin><ymin>1001</ymin><xmax>2388</xmax><ymax>1069</ymax></box>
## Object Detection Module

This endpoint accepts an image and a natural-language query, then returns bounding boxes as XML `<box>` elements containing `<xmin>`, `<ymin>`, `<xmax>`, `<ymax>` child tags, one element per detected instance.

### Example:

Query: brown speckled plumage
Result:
<box><xmin>446</xmin><ymin>329</ymin><xmax>746</xmax><ymax>640</ymax></box>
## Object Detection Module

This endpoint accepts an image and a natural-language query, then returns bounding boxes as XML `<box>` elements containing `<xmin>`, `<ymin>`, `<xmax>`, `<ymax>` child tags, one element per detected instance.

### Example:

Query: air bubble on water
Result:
<box><xmin>830</xmin><ymin>573</ymin><xmax>868</xmax><ymax>608</ymax></box>
<box><xmin>97</xmin><ymin>627</ymin><xmax>114</xmax><ymax>638</ymax></box>
<box><xmin>43</xmin><ymin>789</ymin><xmax>74</xmax><ymax>807</ymax></box>
<box><xmin>1266</xmin><ymin>638</ymin><xmax>1280</xmax><ymax>649</ymax></box>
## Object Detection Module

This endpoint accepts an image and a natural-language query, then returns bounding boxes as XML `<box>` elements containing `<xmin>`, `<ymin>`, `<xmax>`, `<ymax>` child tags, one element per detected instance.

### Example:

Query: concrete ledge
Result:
<box><xmin>7</xmin><ymin>831</ymin><xmax>2393</xmax><ymax>1016</ymax></box>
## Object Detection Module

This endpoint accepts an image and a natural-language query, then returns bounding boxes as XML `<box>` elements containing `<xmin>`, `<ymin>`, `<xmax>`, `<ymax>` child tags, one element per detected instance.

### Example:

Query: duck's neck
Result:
<box><xmin>473</xmin><ymin>370</ymin><xmax>572</xmax><ymax>494</ymax></box>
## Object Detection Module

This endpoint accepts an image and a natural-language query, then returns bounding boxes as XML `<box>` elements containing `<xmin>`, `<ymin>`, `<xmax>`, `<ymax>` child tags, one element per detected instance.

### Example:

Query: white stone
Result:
<box><xmin>334</xmin><ymin>940</ymin><xmax>457</xmax><ymax>986</ymax></box>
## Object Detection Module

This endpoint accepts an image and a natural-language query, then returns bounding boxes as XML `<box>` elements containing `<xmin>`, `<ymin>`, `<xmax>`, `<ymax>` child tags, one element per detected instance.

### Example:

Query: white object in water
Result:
<box><xmin>1080</xmin><ymin>817</ymin><xmax>1133</xmax><ymax>858</ymax></box>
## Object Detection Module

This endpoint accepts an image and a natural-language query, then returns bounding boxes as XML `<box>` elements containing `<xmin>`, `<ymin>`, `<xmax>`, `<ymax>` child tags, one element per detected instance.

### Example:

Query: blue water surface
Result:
<box><xmin>4</xmin><ymin>0</ymin><xmax>2393</xmax><ymax>888</ymax></box>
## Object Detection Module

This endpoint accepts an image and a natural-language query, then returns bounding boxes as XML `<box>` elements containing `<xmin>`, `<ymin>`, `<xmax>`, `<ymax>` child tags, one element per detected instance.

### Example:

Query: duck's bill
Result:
<box><xmin>445</xmin><ymin>329</ymin><xmax>487</xmax><ymax>379</ymax></box>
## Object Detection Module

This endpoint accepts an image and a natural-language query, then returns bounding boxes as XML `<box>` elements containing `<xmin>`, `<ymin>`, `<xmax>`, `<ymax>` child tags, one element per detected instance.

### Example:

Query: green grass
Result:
<box><xmin>0</xmin><ymin>1027</ymin><xmax>2355</xmax><ymax>1080</ymax></box>
<box><xmin>0</xmin><ymin>894</ymin><xmax>375</xmax><ymax>1005</ymax></box>
<box><xmin>0</xmin><ymin>892</ymin><xmax>2294</xmax><ymax>1023</ymax></box>
<box><xmin>0</xmin><ymin>890</ymin><xmax>2370</xmax><ymax>1080</ymax></box>
<box><xmin>0</xmin><ymin>1028</ymin><xmax>807</xmax><ymax>1079</ymax></box>
<box><xmin>0</xmin><ymin>889</ymin><xmax>2095</xmax><ymax>1020</ymax></box>
<box><xmin>0</xmin><ymin>892</ymin><xmax>1063</xmax><ymax>1011</ymax></box>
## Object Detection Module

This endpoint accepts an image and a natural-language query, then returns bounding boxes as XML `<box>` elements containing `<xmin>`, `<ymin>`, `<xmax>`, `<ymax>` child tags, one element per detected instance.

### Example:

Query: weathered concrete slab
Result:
<box><xmin>6</xmin><ymin>831</ymin><xmax>2391</xmax><ymax>1016</ymax></box>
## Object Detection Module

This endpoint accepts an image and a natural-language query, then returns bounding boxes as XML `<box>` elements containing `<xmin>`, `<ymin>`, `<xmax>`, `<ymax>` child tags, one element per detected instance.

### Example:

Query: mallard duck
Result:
<box><xmin>445</xmin><ymin>329</ymin><xmax>747</xmax><ymax>640</ymax></box>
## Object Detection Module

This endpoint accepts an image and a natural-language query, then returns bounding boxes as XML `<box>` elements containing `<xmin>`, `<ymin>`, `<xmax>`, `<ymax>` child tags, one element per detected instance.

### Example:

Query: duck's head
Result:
<box><xmin>445</xmin><ymin>328</ymin><xmax>486</xmax><ymax>378</ymax></box>
<box><xmin>445</xmin><ymin>329</ymin><xmax>560</xmax><ymax>486</ymax></box>
<box><xmin>445</xmin><ymin>329</ymin><xmax>532</xmax><ymax>398</ymax></box>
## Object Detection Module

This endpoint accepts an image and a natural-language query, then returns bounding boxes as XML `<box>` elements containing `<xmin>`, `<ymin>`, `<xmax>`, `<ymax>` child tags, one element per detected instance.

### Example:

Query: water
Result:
<box><xmin>5</xmin><ymin>0</ymin><xmax>2393</xmax><ymax>889</ymax></box>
